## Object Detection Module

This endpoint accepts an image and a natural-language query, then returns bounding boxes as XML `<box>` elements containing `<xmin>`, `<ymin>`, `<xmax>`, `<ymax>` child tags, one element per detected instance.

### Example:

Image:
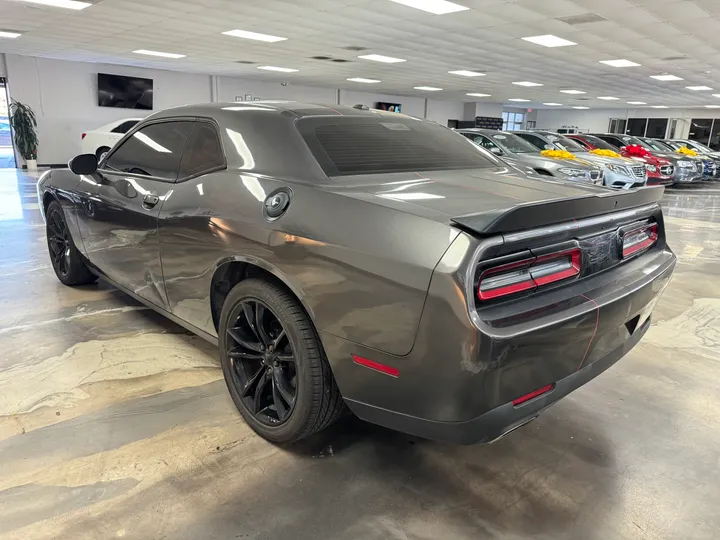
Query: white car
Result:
<box><xmin>81</xmin><ymin>118</ymin><xmax>143</xmax><ymax>162</ymax></box>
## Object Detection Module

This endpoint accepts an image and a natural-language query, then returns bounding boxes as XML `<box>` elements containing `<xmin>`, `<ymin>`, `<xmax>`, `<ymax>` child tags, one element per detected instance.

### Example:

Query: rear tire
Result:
<box><xmin>46</xmin><ymin>200</ymin><xmax>97</xmax><ymax>286</ymax></box>
<box><xmin>96</xmin><ymin>146</ymin><xmax>110</xmax><ymax>163</ymax></box>
<box><xmin>219</xmin><ymin>278</ymin><xmax>344</xmax><ymax>443</ymax></box>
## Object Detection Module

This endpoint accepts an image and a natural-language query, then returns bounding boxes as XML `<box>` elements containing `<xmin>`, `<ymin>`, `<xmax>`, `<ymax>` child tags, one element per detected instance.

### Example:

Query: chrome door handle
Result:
<box><xmin>142</xmin><ymin>194</ymin><xmax>159</xmax><ymax>209</ymax></box>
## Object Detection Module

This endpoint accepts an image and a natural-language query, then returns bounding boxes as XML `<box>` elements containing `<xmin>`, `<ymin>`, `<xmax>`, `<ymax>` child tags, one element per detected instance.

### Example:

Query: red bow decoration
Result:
<box><xmin>624</xmin><ymin>144</ymin><xmax>650</xmax><ymax>157</ymax></box>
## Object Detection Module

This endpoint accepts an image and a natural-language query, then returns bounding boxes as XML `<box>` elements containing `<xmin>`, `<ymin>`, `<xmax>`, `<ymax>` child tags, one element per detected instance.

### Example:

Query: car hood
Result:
<box><xmin>509</xmin><ymin>153</ymin><xmax>601</xmax><ymax>171</ymax></box>
<box><xmin>574</xmin><ymin>152</ymin><xmax>639</xmax><ymax>166</ymax></box>
<box><xmin>647</xmin><ymin>151</ymin><xmax>703</xmax><ymax>163</ymax></box>
<box><xmin>322</xmin><ymin>167</ymin><xmax>609</xmax><ymax>223</ymax></box>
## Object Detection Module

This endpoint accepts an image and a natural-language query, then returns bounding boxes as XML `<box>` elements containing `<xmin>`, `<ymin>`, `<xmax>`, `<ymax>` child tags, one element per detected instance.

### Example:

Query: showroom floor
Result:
<box><xmin>1</xmin><ymin>169</ymin><xmax>719</xmax><ymax>540</ymax></box>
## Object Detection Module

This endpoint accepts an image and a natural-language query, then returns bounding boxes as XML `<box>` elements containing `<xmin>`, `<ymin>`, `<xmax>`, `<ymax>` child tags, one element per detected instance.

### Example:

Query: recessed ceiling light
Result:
<box><xmin>466</xmin><ymin>93</ymin><xmax>491</xmax><ymax>97</ymax></box>
<box><xmin>133</xmin><ymin>50</ymin><xmax>186</xmax><ymax>59</ymax></box>
<box><xmin>18</xmin><ymin>0</ymin><xmax>90</xmax><ymax>9</ymax></box>
<box><xmin>651</xmin><ymin>105</ymin><xmax>669</xmax><ymax>109</ymax></box>
<box><xmin>508</xmin><ymin>98</ymin><xmax>530</xmax><ymax>102</ymax></box>
<box><xmin>358</xmin><ymin>54</ymin><xmax>406</xmax><ymax>63</ymax></box>
<box><xmin>599</xmin><ymin>59</ymin><xmax>641</xmax><ymax>67</ymax></box>
<box><xmin>543</xmin><ymin>103</ymin><xmax>563</xmax><ymax>106</ymax></box>
<box><xmin>388</xmin><ymin>0</ymin><xmax>469</xmax><ymax>15</ymax></box>
<box><xmin>560</xmin><ymin>89</ymin><xmax>586</xmax><ymax>94</ymax></box>
<box><xmin>347</xmin><ymin>77</ymin><xmax>381</xmax><ymax>83</ymax></box>
<box><xmin>572</xmin><ymin>106</ymin><xmax>590</xmax><ymax>110</ymax></box>
<box><xmin>597</xmin><ymin>96</ymin><xmax>620</xmax><ymax>100</ymax></box>
<box><xmin>650</xmin><ymin>74</ymin><xmax>683</xmax><ymax>81</ymax></box>
<box><xmin>414</xmin><ymin>86</ymin><xmax>442</xmax><ymax>91</ymax></box>
<box><xmin>686</xmin><ymin>86</ymin><xmax>713</xmax><ymax>91</ymax></box>
<box><xmin>258</xmin><ymin>66</ymin><xmax>298</xmax><ymax>72</ymax></box>
<box><xmin>627</xmin><ymin>101</ymin><xmax>647</xmax><ymax>105</ymax></box>
<box><xmin>705</xmin><ymin>105</ymin><xmax>720</xmax><ymax>108</ymax></box>
<box><xmin>448</xmin><ymin>70</ymin><xmax>485</xmax><ymax>77</ymax></box>
<box><xmin>0</xmin><ymin>30</ymin><xmax>22</xmax><ymax>38</ymax></box>
<box><xmin>221</xmin><ymin>29</ymin><xmax>287</xmax><ymax>42</ymax></box>
<box><xmin>513</xmin><ymin>81</ymin><xmax>543</xmax><ymax>87</ymax></box>
<box><xmin>713</xmin><ymin>94</ymin><xmax>720</xmax><ymax>98</ymax></box>
<box><xmin>521</xmin><ymin>34</ymin><xmax>577</xmax><ymax>47</ymax></box>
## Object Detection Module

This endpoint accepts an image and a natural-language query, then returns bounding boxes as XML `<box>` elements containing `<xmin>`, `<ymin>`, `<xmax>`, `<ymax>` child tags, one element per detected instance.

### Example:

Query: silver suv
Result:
<box><xmin>516</xmin><ymin>130</ymin><xmax>647</xmax><ymax>189</ymax></box>
<box><xmin>458</xmin><ymin>129</ymin><xmax>604</xmax><ymax>185</ymax></box>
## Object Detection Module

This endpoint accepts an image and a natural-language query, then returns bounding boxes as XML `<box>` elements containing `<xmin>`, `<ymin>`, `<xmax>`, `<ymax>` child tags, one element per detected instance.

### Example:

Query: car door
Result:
<box><xmin>79</xmin><ymin>119</ymin><xmax>194</xmax><ymax>309</ymax></box>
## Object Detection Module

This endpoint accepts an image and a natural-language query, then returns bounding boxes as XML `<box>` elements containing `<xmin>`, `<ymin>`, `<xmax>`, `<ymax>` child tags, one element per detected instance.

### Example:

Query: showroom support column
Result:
<box><xmin>424</xmin><ymin>98</ymin><xmax>429</xmax><ymax>119</ymax></box>
<box><xmin>210</xmin><ymin>75</ymin><xmax>219</xmax><ymax>103</ymax></box>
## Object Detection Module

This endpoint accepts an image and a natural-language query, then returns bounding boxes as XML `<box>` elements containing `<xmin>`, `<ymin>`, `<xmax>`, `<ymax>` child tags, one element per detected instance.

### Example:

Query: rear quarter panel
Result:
<box><xmin>158</xmin><ymin>172</ymin><xmax>459</xmax><ymax>356</ymax></box>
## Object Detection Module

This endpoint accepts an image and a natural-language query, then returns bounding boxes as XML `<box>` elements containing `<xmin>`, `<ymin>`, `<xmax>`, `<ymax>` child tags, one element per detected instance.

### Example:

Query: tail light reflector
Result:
<box><xmin>622</xmin><ymin>223</ymin><xmax>658</xmax><ymax>259</ymax></box>
<box><xmin>81</xmin><ymin>133</ymin><xmax>86</xmax><ymax>139</ymax></box>
<box><xmin>512</xmin><ymin>384</ymin><xmax>553</xmax><ymax>406</ymax></box>
<box><xmin>478</xmin><ymin>248</ymin><xmax>581</xmax><ymax>301</ymax></box>
<box><xmin>352</xmin><ymin>355</ymin><xmax>399</xmax><ymax>377</ymax></box>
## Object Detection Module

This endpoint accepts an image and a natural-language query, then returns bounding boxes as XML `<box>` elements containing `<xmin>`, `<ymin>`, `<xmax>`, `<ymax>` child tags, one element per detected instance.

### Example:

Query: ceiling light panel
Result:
<box><xmin>650</xmin><ymin>74</ymin><xmax>683</xmax><ymax>81</ymax></box>
<box><xmin>597</xmin><ymin>96</ymin><xmax>620</xmax><ymax>100</ymax></box>
<box><xmin>521</xmin><ymin>35</ymin><xmax>577</xmax><ymax>48</ymax></box>
<box><xmin>513</xmin><ymin>81</ymin><xmax>543</xmax><ymax>87</ymax></box>
<box><xmin>18</xmin><ymin>0</ymin><xmax>90</xmax><ymax>9</ymax></box>
<box><xmin>543</xmin><ymin>103</ymin><xmax>563</xmax><ymax>106</ymax></box>
<box><xmin>599</xmin><ymin>59</ymin><xmax>641</xmax><ymax>67</ymax></box>
<box><xmin>466</xmin><ymin>93</ymin><xmax>491</xmax><ymax>97</ymax></box>
<box><xmin>508</xmin><ymin>98</ymin><xmax>530</xmax><ymax>102</ymax></box>
<box><xmin>560</xmin><ymin>90</ymin><xmax>586</xmax><ymax>94</ymax></box>
<box><xmin>686</xmin><ymin>86</ymin><xmax>713</xmax><ymax>91</ymax></box>
<box><xmin>133</xmin><ymin>50</ymin><xmax>186</xmax><ymax>58</ymax></box>
<box><xmin>627</xmin><ymin>101</ymin><xmax>647</xmax><ymax>105</ymax></box>
<box><xmin>347</xmin><ymin>77</ymin><xmax>381</xmax><ymax>83</ymax></box>
<box><xmin>414</xmin><ymin>86</ymin><xmax>442</xmax><ymax>91</ymax></box>
<box><xmin>358</xmin><ymin>54</ymin><xmax>406</xmax><ymax>63</ymax></box>
<box><xmin>258</xmin><ymin>66</ymin><xmax>298</xmax><ymax>72</ymax></box>
<box><xmin>651</xmin><ymin>105</ymin><xmax>669</xmax><ymax>108</ymax></box>
<box><xmin>222</xmin><ymin>29</ymin><xmax>287</xmax><ymax>42</ymax></box>
<box><xmin>705</xmin><ymin>105</ymin><xmax>720</xmax><ymax>108</ymax></box>
<box><xmin>448</xmin><ymin>70</ymin><xmax>485</xmax><ymax>77</ymax></box>
<box><xmin>388</xmin><ymin>0</ymin><xmax>469</xmax><ymax>15</ymax></box>
<box><xmin>0</xmin><ymin>30</ymin><xmax>22</xmax><ymax>38</ymax></box>
<box><xmin>572</xmin><ymin>106</ymin><xmax>590</xmax><ymax>109</ymax></box>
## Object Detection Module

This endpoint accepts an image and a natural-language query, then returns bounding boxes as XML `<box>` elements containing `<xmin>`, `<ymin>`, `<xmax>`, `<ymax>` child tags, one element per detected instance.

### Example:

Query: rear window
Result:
<box><xmin>297</xmin><ymin>116</ymin><xmax>495</xmax><ymax>176</ymax></box>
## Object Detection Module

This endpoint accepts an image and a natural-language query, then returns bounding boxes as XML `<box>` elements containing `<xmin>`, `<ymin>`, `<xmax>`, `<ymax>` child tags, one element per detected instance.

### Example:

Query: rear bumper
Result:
<box><xmin>324</xmin><ymin>234</ymin><xmax>676</xmax><ymax>444</ymax></box>
<box><xmin>347</xmin><ymin>314</ymin><xmax>651</xmax><ymax>444</ymax></box>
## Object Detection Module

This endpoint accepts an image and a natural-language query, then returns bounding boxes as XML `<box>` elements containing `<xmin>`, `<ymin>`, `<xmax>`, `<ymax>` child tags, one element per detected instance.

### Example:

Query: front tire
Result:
<box><xmin>219</xmin><ymin>279</ymin><xmax>344</xmax><ymax>443</ymax></box>
<box><xmin>46</xmin><ymin>200</ymin><xmax>97</xmax><ymax>286</ymax></box>
<box><xmin>96</xmin><ymin>146</ymin><xmax>110</xmax><ymax>163</ymax></box>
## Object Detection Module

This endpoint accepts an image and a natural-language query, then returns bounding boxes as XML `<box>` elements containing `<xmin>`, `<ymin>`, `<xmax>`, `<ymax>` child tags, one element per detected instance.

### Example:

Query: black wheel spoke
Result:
<box><xmin>272</xmin><ymin>379</ymin><xmax>289</xmax><ymax>420</ymax></box>
<box><xmin>271</xmin><ymin>329</ymin><xmax>286</xmax><ymax>350</ymax></box>
<box><xmin>273</xmin><ymin>368</ymin><xmax>295</xmax><ymax>406</ymax></box>
<box><xmin>228</xmin><ymin>326</ymin><xmax>262</xmax><ymax>353</ymax></box>
<box><xmin>228</xmin><ymin>348</ymin><xmax>263</xmax><ymax>360</ymax></box>
<box><xmin>240</xmin><ymin>364</ymin><xmax>266</xmax><ymax>398</ymax></box>
<box><xmin>242</xmin><ymin>302</ymin><xmax>264</xmax><ymax>346</ymax></box>
<box><xmin>275</xmin><ymin>352</ymin><xmax>295</xmax><ymax>363</ymax></box>
<box><xmin>255</xmin><ymin>303</ymin><xmax>272</xmax><ymax>348</ymax></box>
<box><xmin>253</xmin><ymin>371</ymin><xmax>272</xmax><ymax>413</ymax></box>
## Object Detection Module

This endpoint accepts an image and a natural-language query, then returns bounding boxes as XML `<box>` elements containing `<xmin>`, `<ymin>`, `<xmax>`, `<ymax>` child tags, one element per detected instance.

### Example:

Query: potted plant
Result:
<box><xmin>9</xmin><ymin>101</ymin><xmax>38</xmax><ymax>171</ymax></box>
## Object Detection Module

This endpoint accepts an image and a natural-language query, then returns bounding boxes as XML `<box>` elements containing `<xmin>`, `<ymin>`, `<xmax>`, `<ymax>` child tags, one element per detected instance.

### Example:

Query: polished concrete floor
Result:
<box><xmin>1</xmin><ymin>169</ymin><xmax>719</xmax><ymax>540</ymax></box>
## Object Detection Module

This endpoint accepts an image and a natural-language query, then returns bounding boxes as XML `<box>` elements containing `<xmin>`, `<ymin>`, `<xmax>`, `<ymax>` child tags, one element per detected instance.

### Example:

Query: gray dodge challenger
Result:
<box><xmin>38</xmin><ymin>102</ymin><xmax>676</xmax><ymax>444</ymax></box>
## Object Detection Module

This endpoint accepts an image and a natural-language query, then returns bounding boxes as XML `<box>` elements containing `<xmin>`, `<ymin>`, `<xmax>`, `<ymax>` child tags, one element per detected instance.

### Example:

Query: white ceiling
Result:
<box><xmin>3</xmin><ymin>0</ymin><xmax>720</xmax><ymax>109</ymax></box>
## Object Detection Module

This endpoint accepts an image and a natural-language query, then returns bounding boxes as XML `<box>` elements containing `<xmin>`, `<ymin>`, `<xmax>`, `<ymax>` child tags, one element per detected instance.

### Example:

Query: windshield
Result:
<box><xmin>685</xmin><ymin>140</ymin><xmax>712</xmax><ymax>153</ymax></box>
<box><xmin>544</xmin><ymin>133</ymin><xmax>586</xmax><ymax>152</ymax></box>
<box><xmin>297</xmin><ymin>116</ymin><xmax>497</xmax><ymax>176</ymax></box>
<box><xmin>642</xmin><ymin>138</ymin><xmax>674</xmax><ymax>152</ymax></box>
<box><xmin>663</xmin><ymin>140</ymin><xmax>682</xmax><ymax>150</ymax></box>
<box><xmin>578</xmin><ymin>135</ymin><xmax>617</xmax><ymax>151</ymax></box>
<box><xmin>489</xmin><ymin>132</ymin><xmax>538</xmax><ymax>153</ymax></box>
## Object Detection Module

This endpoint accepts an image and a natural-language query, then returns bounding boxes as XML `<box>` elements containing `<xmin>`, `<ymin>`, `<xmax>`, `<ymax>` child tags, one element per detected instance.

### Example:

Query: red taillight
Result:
<box><xmin>478</xmin><ymin>248</ymin><xmax>581</xmax><ymax>301</ymax></box>
<box><xmin>352</xmin><ymin>355</ymin><xmax>399</xmax><ymax>377</ymax></box>
<box><xmin>622</xmin><ymin>223</ymin><xmax>658</xmax><ymax>259</ymax></box>
<box><xmin>81</xmin><ymin>133</ymin><xmax>86</xmax><ymax>139</ymax></box>
<box><xmin>512</xmin><ymin>384</ymin><xmax>553</xmax><ymax>406</ymax></box>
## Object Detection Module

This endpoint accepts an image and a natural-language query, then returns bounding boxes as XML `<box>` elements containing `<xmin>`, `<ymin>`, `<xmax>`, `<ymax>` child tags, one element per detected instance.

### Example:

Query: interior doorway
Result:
<box><xmin>0</xmin><ymin>78</ymin><xmax>16</xmax><ymax>168</ymax></box>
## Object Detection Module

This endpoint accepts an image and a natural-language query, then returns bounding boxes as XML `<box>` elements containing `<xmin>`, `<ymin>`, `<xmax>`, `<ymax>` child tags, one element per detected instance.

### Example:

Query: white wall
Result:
<box><xmin>0</xmin><ymin>54</ymin><xmax>6</xmax><ymax>78</ymax></box>
<box><xmin>472</xmin><ymin>102</ymin><xmax>504</xmax><ymax>118</ymax></box>
<box><xmin>6</xmin><ymin>55</ymin><xmax>212</xmax><ymax>163</ymax></box>
<box><xmin>216</xmin><ymin>77</ymin><xmax>336</xmax><ymax>104</ymax></box>
<box><xmin>338</xmin><ymin>90</ymin><xmax>425</xmax><ymax>118</ymax></box>
<box><xmin>426</xmin><ymin>99</ymin><xmax>464</xmax><ymax>126</ymax></box>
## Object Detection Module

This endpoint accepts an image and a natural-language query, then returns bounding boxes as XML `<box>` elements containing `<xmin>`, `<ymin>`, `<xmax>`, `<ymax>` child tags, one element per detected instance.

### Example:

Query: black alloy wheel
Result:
<box><xmin>47</xmin><ymin>206</ymin><xmax>71</xmax><ymax>277</ymax></box>
<box><xmin>45</xmin><ymin>201</ymin><xmax>97</xmax><ymax>286</ymax></box>
<box><xmin>226</xmin><ymin>299</ymin><xmax>297</xmax><ymax>425</ymax></box>
<box><xmin>219</xmin><ymin>279</ymin><xmax>345</xmax><ymax>443</ymax></box>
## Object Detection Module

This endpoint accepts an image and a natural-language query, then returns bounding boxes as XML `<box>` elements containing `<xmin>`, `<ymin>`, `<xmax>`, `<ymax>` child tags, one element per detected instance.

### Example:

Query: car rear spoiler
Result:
<box><xmin>451</xmin><ymin>186</ymin><xmax>665</xmax><ymax>235</ymax></box>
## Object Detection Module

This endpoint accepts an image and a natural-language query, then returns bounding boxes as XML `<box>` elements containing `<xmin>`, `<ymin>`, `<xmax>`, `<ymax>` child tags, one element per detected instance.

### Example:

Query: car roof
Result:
<box><xmin>147</xmin><ymin>101</ymin><xmax>403</xmax><ymax>121</ymax></box>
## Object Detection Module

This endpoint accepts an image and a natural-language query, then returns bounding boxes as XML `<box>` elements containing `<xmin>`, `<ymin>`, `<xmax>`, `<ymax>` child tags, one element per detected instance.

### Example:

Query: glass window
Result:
<box><xmin>297</xmin><ymin>117</ymin><xmax>496</xmax><ymax>176</ymax></box>
<box><xmin>104</xmin><ymin>121</ymin><xmax>193</xmax><ymax>180</ymax></box>
<box><xmin>646</xmin><ymin>118</ymin><xmax>668</xmax><ymax>138</ymax></box>
<box><xmin>179</xmin><ymin>122</ymin><xmax>226</xmax><ymax>178</ymax></box>
<box><xmin>545</xmin><ymin>133</ymin><xmax>586</xmax><ymax>152</ymax></box>
<box><xmin>626</xmin><ymin>118</ymin><xmax>648</xmax><ymax>136</ymax></box>
<box><xmin>688</xmin><ymin>119</ymin><xmax>713</xmax><ymax>146</ymax></box>
<box><xmin>516</xmin><ymin>132</ymin><xmax>551</xmax><ymax>150</ymax></box>
<box><xmin>608</xmin><ymin>118</ymin><xmax>627</xmax><ymax>134</ymax></box>
<box><xmin>489</xmin><ymin>132</ymin><xmax>539</xmax><ymax>153</ymax></box>
<box><xmin>111</xmin><ymin>120</ymin><xmax>140</xmax><ymax>134</ymax></box>
<box><xmin>709</xmin><ymin>120</ymin><xmax>720</xmax><ymax>150</ymax></box>
<box><xmin>502</xmin><ymin>112</ymin><xmax>525</xmax><ymax>131</ymax></box>
<box><xmin>640</xmin><ymin>138</ymin><xmax>672</xmax><ymax>152</ymax></box>
<box><xmin>575</xmin><ymin>135</ymin><xmax>616</xmax><ymax>151</ymax></box>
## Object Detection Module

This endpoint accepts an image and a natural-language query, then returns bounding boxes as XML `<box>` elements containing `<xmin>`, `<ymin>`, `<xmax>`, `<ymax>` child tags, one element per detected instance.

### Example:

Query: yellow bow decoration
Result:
<box><xmin>677</xmin><ymin>146</ymin><xmax>698</xmax><ymax>156</ymax></box>
<box><xmin>540</xmin><ymin>149</ymin><xmax>576</xmax><ymax>160</ymax></box>
<box><xmin>590</xmin><ymin>148</ymin><xmax>621</xmax><ymax>158</ymax></box>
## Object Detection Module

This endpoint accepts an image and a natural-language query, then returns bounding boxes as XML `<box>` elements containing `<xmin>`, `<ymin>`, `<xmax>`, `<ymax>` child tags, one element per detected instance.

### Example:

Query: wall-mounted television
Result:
<box><xmin>376</xmin><ymin>101</ymin><xmax>402</xmax><ymax>113</ymax></box>
<box><xmin>98</xmin><ymin>73</ymin><xmax>153</xmax><ymax>110</ymax></box>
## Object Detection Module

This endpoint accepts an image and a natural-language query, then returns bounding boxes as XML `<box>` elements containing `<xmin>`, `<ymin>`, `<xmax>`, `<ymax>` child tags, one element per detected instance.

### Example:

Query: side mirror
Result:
<box><xmin>490</xmin><ymin>147</ymin><xmax>503</xmax><ymax>156</ymax></box>
<box><xmin>69</xmin><ymin>154</ymin><xmax>98</xmax><ymax>175</ymax></box>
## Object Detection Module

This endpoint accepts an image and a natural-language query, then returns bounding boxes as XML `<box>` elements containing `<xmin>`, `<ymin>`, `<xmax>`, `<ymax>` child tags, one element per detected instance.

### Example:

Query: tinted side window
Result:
<box><xmin>179</xmin><ymin>122</ymin><xmax>226</xmax><ymax>178</ymax></box>
<box><xmin>597</xmin><ymin>136</ymin><xmax>621</xmax><ymax>148</ymax></box>
<box><xmin>516</xmin><ymin>133</ymin><xmax>547</xmax><ymax>150</ymax></box>
<box><xmin>112</xmin><ymin>120</ymin><xmax>140</xmax><ymax>134</ymax></box>
<box><xmin>105</xmin><ymin>121</ymin><xmax>193</xmax><ymax>180</ymax></box>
